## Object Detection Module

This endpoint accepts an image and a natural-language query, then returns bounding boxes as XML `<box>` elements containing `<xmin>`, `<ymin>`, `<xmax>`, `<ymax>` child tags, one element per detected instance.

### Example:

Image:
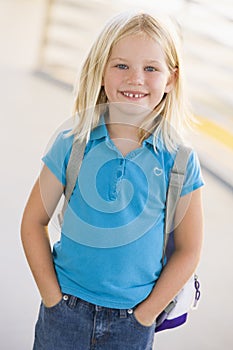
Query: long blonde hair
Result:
<box><xmin>71</xmin><ymin>11</ymin><xmax>192</xmax><ymax>151</ymax></box>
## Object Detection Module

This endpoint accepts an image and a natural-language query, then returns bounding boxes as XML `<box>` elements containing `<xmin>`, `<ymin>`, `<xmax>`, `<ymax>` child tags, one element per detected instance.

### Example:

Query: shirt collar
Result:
<box><xmin>143</xmin><ymin>130</ymin><xmax>165</xmax><ymax>152</ymax></box>
<box><xmin>89</xmin><ymin>115</ymin><xmax>109</xmax><ymax>141</ymax></box>
<box><xmin>89</xmin><ymin>115</ymin><xmax>161</xmax><ymax>150</ymax></box>
<box><xmin>143</xmin><ymin>134</ymin><xmax>154</xmax><ymax>146</ymax></box>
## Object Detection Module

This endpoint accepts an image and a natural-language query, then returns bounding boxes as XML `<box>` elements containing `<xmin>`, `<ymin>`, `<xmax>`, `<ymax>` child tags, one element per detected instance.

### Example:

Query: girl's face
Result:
<box><xmin>103</xmin><ymin>33</ymin><xmax>176</xmax><ymax>116</ymax></box>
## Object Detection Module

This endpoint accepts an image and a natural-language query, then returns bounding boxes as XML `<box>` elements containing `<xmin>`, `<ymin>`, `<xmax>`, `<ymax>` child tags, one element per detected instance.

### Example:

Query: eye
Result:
<box><xmin>116</xmin><ymin>64</ymin><xmax>128</xmax><ymax>70</ymax></box>
<box><xmin>145</xmin><ymin>66</ymin><xmax>157</xmax><ymax>72</ymax></box>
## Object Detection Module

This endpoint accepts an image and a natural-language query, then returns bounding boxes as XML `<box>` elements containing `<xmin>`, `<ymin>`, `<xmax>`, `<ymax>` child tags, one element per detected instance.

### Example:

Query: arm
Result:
<box><xmin>134</xmin><ymin>188</ymin><xmax>204</xmax><ymax>326</ymax></box>
<box><xmin>21</xmin><ymin>165</ymin><xmax>64</xmax><ymax>307</ymax></box>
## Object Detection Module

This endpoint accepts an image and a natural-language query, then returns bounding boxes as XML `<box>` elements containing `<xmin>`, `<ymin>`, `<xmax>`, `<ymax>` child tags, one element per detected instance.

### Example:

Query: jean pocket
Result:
<box><xmin>131</xmin><ymin>312</ymin><xmax>156</xmax><ymax>329</ymax></box>
<box><xmin>42</xmin><ymin>296</ymin><xmax>66</xmax><ymax>311</ymax></box>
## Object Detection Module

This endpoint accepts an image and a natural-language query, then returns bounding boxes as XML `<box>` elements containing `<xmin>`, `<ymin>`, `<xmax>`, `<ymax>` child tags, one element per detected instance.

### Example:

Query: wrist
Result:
<box><xmin>134</xmin><ymin>303</ymin><xmax>157</xmax><ymax>327</ymax></box>
<box><xmin>42</xmin><ymin>291</ymin><xmax>63</xmax><ymax>308</ymax></box>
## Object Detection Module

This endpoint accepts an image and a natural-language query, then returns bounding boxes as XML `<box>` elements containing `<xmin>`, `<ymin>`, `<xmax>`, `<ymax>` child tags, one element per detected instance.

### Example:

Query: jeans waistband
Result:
<box><xmin>63</xmin><ymin>294</ymin><xmax>134</xmax><ymax>319</ymax></box>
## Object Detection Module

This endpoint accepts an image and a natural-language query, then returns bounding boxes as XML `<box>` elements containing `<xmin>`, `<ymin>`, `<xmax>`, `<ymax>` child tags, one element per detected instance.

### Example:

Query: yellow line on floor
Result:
<box><xmin>195</xmin><ymin>115</ymin><xmax>233</xmax><ymax>150</ymax></box>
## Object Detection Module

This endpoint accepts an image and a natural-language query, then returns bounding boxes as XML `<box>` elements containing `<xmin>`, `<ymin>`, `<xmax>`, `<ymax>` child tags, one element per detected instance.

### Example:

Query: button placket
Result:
<box><xmin>115</xmin><ymin>159</ymin><xmax>125</xmax><ymax>190</ymax></box>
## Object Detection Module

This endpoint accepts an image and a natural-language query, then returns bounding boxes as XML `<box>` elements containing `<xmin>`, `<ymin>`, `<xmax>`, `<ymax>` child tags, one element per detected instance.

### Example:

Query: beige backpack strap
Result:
<box><xmin>58</xmin><ymin>139</ymin><xmax>86</xmax><ymax>227</ymax></box>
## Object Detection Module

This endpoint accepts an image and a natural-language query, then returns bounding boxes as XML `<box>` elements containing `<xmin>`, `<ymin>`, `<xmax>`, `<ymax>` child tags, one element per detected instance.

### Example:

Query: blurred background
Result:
<box><xmin>0</xmin><ymin>0</ymin><xmax>232</xmax><ymax>349</ymax></box>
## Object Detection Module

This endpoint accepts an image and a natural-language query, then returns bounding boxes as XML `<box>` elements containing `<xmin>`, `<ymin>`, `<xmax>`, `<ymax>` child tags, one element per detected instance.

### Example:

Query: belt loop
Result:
<box><xmin>119</xmin><ymin>309</ymin><xmax>127</xmax><ymax>318</ymax></box>
<box><xmin>67</xmin><ymin>295</ymin><xmax>78</xmax><ymax>309</ymax></box>
<box><xmin>95</xmin><ymin>305</ymin><xmax>102</xmax><ymax>311</ymax></box>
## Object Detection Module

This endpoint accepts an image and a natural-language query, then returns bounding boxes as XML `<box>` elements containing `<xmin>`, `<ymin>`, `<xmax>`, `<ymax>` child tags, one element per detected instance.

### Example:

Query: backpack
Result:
<box><xmin>58</xmin><ymin>138</ymin><xmax>201</xmax><ymax>332</ymax></box>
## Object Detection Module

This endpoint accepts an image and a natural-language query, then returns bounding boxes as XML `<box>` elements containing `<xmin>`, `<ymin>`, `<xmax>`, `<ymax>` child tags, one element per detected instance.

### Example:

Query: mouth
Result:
<box><xmin>120</xmin><ymin>91</ymin><xmax>148</xmax><ymax>99</ymax></box>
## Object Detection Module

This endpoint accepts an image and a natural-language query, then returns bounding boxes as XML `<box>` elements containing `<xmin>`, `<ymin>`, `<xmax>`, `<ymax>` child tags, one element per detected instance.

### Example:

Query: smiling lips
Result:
<box><xmin>121</xmin><ymin>91</ymin><xmax>148</xmax><ymax>99</ymax></box>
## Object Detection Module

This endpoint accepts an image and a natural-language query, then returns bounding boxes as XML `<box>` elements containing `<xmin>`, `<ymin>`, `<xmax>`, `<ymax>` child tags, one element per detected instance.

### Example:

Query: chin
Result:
<box><xmin>108</xmin><ymin>101</ymin><xmax>152</xmax><ymax>124</ymax></box>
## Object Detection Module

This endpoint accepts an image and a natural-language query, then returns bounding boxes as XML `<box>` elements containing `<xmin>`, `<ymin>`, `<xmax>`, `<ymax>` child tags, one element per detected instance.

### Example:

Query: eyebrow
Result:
<box><xmin>146</xmin><ymin>60</ymin><xmax>163</xmax><ymax>65</ymax></box>
<box><xmin>109</xmin><ymin>57</ymin><xmax>163</xmax><ymax>65</ymax></box>
<box><xmin>109</xmin><ymin>57</ymin><xmax>128</xmax><ymax>62</ymax></box>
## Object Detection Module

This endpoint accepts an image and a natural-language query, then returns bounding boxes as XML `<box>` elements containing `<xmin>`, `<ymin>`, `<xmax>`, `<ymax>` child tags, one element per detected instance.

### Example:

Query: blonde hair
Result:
<box><xmin>71</xmin><ymin>11</ymin><xmax>192</xmax><ymax>151</ymax></box>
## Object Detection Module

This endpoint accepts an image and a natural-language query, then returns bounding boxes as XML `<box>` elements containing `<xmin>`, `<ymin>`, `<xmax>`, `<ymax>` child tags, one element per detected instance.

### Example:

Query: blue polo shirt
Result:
<box><xmin>42</xmin><ymin>121</ymin><xmax>204</xmax><ymax>308</ymax></box>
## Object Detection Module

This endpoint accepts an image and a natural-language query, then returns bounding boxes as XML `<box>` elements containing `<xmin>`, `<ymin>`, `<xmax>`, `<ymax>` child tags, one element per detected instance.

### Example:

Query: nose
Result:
<box><xmin>126</xmin><ymin>68</ymin><xmax>144</xmax><ymax>85</ymax></box>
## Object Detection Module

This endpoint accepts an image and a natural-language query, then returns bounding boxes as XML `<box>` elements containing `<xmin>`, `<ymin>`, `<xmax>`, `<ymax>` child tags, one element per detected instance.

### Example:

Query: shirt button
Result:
<box><xmin>117</xmin><ymin>170</ymin><xmax>123</xmax><ymax>178</ymax></box>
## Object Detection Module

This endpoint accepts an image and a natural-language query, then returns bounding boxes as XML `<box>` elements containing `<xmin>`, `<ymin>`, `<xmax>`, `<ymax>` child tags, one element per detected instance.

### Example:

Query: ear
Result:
<box><xmin>164</xmin><ymin>68</ymin><xmax>178</xmax><ymax>93</ymax></box>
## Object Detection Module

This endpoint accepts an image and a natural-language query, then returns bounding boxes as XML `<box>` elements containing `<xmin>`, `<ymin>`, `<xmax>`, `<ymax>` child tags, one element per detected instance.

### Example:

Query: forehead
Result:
<box><xmin>110</xmin><ymin>33</ymin><xmax>166</xmax><ymax>61</ymax></box>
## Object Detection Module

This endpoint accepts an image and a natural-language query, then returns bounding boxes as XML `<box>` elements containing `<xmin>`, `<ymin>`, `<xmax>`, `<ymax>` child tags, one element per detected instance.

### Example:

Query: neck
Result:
<box><xmin>107</xmin><ymin>122</ymin><xmax>139</xmax><ymax>142</ymax></box>
<box><xmin>107</xmin><ymin>123</ymin><xmax>141</xmax><ymax>156</ymax></box>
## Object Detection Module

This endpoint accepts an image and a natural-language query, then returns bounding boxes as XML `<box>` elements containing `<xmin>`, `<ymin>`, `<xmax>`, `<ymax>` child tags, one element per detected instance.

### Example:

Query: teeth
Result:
<box><xmin>122</xmin><ymin>92</ymin><xmax>146</xmax><ymax>98</ymax></box>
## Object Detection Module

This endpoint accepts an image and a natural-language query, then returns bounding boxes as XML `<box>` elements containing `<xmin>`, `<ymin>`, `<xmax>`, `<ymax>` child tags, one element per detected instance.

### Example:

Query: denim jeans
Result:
<box><xmin>33</xmin><ymin>294</ymin><xmax>156</xmax><ymax>350</ymax></box>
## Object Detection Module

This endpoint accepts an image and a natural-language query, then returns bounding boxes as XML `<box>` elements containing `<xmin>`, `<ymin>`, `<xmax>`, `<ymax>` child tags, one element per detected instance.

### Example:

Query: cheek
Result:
<box><xmin>149</xmin><ymin>76</ymin><xmax>169</xmax><ymax>93</ymax></box>
<box><xmin>102</xmin><ymin>78</ymin><xmax>117</xmax><ymax>101</ymax></box>
<box><xmin>104</xmin><ymin>73</ymin><xmax>123</xmax><ymax>95</ymax></box>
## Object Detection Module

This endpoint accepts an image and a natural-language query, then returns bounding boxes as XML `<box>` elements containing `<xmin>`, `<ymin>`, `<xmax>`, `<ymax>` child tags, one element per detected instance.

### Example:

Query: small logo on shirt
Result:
<box><xmin>153</xmin><ymin>167</ymin><xmax>163</xmax><ymax>176</ymax></box>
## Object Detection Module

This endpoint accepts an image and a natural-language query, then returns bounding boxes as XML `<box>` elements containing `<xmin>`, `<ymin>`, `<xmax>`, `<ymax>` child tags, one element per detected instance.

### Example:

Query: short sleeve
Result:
<box><xmin>181</xmin><ymin>150</ymin><xmax>204</xmax><ymax>196</ymax></box>
<box><xmin>42</xmin><ymin>130</ymin><xmax>73</xmax><ymax>186</ymax></box>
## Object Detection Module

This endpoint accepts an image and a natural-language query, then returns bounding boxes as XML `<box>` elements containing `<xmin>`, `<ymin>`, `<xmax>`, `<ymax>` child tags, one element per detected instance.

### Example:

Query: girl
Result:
<box><xmin>21</xmin><ymin>11</ymin><xmax>204</xmax><ymax>350</ymax></box>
